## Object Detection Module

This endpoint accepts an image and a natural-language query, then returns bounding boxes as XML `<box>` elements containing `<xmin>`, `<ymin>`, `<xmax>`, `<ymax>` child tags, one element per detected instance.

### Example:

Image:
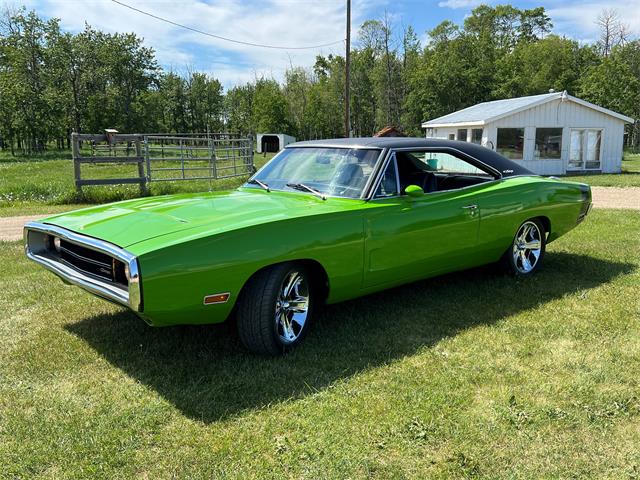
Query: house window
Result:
<box><xmin>497</xmin><ymin>128</ymin><xmax>524</xmax><ymax>160</ymax></box>
<box><xmin>448</xmin><ymin>133</ymin><xmax>455</xmax><ymax>140</ymax></box>
<box><xmin>569</xmin><ymin>129</ymin><xmax>602</xmax><ymax>170</ymax></box>
<box><xmin>471</xmin><ymin>129</ymin><xmax>483</xmax><ymax>144</ymax></box>
<box><xmin>457</xmin><ymin>129</ymin><xmax>468</xmax><ymax>142</ymax></box>
<box><xmin>534</xmin><ymin>128</ymin><xmax>562</xmax><ymax>159</ymax></box>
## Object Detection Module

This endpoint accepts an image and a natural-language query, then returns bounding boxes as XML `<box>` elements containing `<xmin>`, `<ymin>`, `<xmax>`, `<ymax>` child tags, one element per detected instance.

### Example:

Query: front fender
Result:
<box><xmin>132</xmin><ymin>212</ymin><xmax>365</xmax><ymax>326</ymax></box>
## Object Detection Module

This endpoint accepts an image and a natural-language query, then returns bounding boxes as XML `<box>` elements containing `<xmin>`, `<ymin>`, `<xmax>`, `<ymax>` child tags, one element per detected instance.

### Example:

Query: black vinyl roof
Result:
<box><xmin>287</xmin><ymin>137</ymin><xmax>534</xmax><ymax>177</ymax></box>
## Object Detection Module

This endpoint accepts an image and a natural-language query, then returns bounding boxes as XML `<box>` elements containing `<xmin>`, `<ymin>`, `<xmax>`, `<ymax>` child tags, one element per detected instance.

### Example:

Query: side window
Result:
<box><xmin>423</xmin><ymin>152</ymin><xmax>489</xmax><ymax>176</ymax></box>
<box><xmin>393</xmin><ymin>150</ymin><xmax>494</xmax><ymax>195</ymax></box>
<box><xmin>374</xmin><ymin>155</ymin><xmax>399</xmax><ymax>198</ymax></box>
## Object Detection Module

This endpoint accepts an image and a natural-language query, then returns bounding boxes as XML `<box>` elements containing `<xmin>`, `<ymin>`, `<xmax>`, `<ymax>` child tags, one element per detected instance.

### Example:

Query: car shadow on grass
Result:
<box><xmin>66</xmin><ymin>251</ymin><xmax>633</xmax><ymax>423</ymax></box>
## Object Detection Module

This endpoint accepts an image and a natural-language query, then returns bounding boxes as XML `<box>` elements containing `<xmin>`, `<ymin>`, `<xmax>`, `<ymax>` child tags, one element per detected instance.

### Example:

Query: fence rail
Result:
<box><xmin>71</xmin><ymin>133</ymin><xmax>255</xmax><ymax>191</ymax></box>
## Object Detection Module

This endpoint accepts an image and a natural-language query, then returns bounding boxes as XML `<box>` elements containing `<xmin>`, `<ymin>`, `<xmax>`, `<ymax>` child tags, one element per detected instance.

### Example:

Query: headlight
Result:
<box><xmin>53</xmin><ymin>236</ymin><xmax>61</xmax><ymax>252</ymax></box>
<box><xmin>124</xmin><ymin>263</ymin><xmax>130</xmax><ymax>281</ymax></box>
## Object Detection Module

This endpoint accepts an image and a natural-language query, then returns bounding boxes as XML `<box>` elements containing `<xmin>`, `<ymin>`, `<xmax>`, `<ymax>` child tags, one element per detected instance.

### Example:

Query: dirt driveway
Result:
<box><xmin>0</xmin><ymin>215</ymin><xmax>51</xmax><ymax>242</ymax></box>
<box><xmin>2</xmin><ymin>187</ymin><xmax>639</xmax><ymax>242</ymax></box>
<box><xmin>590</xmin><ymin>187</ymin><xmax>640</xmax><ymax>210</ymax></box>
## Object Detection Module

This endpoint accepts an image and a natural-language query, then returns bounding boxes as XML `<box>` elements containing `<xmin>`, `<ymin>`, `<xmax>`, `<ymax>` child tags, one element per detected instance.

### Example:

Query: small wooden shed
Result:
<box><xmin>421</xmin><ymin>91</ymin><xmax>634</xmax><ymax>175</ymax></box>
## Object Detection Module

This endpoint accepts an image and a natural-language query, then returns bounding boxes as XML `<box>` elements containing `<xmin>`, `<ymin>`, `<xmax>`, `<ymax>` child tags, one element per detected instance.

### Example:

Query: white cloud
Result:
<box><xmin>437</xmin><ymin>0</ymin><xmax>483</xmax><ymax>9</ymax></box>
<box><xmin>33</xmin><ymin>0</ymin><xmax>378</xmax><ymax>88</ymax></box>
<box><xmin>548</xmin><ymin>1</ymin><xmax>640</xmax><ymax>43</ymax></box>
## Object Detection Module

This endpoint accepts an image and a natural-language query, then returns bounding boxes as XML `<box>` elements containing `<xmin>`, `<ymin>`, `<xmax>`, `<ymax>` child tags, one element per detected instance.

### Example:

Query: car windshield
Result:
<box><xmin>246</xmin><ymin>147</ymin><xmax>381</xmax><ymax>199</ymax></box>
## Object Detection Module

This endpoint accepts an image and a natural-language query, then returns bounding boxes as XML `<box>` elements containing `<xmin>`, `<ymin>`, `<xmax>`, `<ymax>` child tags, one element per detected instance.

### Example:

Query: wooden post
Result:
<box><xmin>136</xmin><ymin>136</ymin><xmax>148</xmax><ymax>195</ymax></box>
<box><xmin>71</xmin><ymin>133</ymin><xmax>82</xmax><ymax>192</ymax></box>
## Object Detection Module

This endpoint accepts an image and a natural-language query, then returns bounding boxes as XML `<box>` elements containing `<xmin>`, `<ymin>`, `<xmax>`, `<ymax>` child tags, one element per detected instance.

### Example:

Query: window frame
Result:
<box><xmin>373</xmin><ymin>152</ymin><xmax>401</xmax><ymax>199</ymax></box>
<box><xmin>457</xmin><ymin>129</ymin><xmax>468</xmax><ymax>142</ymax></box>
<box><xmin>471</xmin><ymin>128</ymin><xmax>483</xmax><ymax>145</ymax></box>
<box><xmin>496</xmin><ymin>127</ymin><xmax>525</xmax><ymax>160</ymax></box>
<box><xmin>534</xmin><ymin>127</ymin><xmax>563</xmax><ymax>160</ymax></box>
<box><xmin>248</xmin><ymin>145</ymin><xmax>386</xmax><ymax>200</ymax></box>
<box><xmin>568</xmin><ymin>128</ymin><xmax>603</xmax><ymax>171</ymax></box>
<box><xmin>366</xmin><ymin>147</ymin><xmax>501</xmax><ymax>201</ymax></box>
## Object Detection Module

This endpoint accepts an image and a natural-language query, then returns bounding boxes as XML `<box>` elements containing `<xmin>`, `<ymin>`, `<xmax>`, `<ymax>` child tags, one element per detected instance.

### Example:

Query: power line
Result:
<box><xmin>110</xmin><ymin>0</ymin><xmax>345</xmax><ymax>50</ymax></box>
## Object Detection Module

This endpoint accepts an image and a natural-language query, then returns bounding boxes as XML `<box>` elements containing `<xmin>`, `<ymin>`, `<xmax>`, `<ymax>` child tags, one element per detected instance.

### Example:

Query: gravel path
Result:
<box><xmin>590</xmin><ymin>187</ymin><xmax>640</xmax><ymax>210</ymax></box>
<box><xmin>1</xmin><ymin>187</ymin><xmax>639</xmax><ymax>242</ymax></box>
<box><xmin>0</xmin><ymin>215</ymin><xmax>52</xmax><ymax>242</ymax></box>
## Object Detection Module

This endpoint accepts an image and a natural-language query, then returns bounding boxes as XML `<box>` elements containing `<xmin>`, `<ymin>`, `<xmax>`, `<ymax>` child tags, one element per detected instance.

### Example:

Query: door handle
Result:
<box><xmin>461</xmin><ymin>204</ymin><xmax>478</xmax><ymax>209</ymax></box>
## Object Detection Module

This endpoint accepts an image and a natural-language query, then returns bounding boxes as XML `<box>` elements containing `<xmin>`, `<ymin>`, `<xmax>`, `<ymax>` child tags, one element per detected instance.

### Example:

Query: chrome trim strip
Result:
<box><xmin>24</xmin><ymin>222</ymin><xmax>142</xmax><ymax>312</ymax></box>
<box><xmin>25</xmin><ymin>222</ymin><xmax>136</xmax><ymax>263</ymax></box>
<box><xmin>26</xmin><ymin>249</ymin><xmax>130</xmax><ymax>306</ymax></box>
<box><xmin>359</xmin><ymin>147</ymin><xmax>388</xmax><ymax>199</ymax></box>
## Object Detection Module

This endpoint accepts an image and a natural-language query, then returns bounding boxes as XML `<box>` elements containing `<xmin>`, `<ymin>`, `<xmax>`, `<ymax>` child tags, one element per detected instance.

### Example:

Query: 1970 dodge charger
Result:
<box><xmin>25</xmin><ymin>137</ymin><xmax>591</xmax><ymax>354</ymax></box>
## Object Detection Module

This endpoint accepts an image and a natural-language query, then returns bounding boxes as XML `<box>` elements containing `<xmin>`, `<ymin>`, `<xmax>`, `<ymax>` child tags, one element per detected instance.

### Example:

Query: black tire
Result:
<box><xmin>502</xmin><ymin>218</ymin><xmax>546</xmax><ymax>277</ymax></box>
<box><xmin>236</xmin><ymin>262</ymin><xmax>315</xmax><ymax>355</ymax></box>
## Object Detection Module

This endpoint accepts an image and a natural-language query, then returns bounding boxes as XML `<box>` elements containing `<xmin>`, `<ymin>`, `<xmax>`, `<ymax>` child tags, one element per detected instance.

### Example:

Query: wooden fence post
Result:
<box><xmin>71</xmin><ymin>133</ymin><xmax>82</xmax><ymax>193</ymax></box>
<box><xmin>135</xmin><ymin>136</ymin><xmax>148</xmax><ymax>195</ymax></box>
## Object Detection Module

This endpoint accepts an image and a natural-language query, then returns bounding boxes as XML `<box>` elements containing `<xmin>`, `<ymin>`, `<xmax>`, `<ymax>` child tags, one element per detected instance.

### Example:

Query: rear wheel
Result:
<box><xmin>503</xmin><ymin>219</ymin><xmax>546</xmax><ymax>276</ymax></box>
<box><xmin>237</xmin><ymin>263</ymin><xmax>314</xmax><ymax>355</ymax></box>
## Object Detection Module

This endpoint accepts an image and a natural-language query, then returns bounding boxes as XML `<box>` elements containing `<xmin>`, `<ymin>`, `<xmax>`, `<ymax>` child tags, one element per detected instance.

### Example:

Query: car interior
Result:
<box><xmin>395</xmin><ymin>151</ymin><xmax>495</xmax><ymax>194</ymax></box>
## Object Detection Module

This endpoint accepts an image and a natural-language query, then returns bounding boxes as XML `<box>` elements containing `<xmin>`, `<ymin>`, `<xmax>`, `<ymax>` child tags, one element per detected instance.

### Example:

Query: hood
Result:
<box><xmin>41</xmin><ymin>188</ymin><xmax>361</xmax><ymax>248</ymax></box>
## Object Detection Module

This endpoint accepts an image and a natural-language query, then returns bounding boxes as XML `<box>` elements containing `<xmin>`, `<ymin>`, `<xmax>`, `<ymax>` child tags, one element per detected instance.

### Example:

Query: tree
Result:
<box><xmin>494</xmin><ymin>35</ymin><xmax>585</xmax><ymax>98</ymax></box>
<box><xmin>596</xmin><ymin>9</ymin><xmax>628</xmax><ymax>57</ymax></box>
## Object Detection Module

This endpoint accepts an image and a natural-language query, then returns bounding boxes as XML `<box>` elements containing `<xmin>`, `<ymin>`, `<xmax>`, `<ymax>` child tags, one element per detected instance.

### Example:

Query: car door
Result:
<box><xmin>363</xmin><ymin>150</ymin><xmax>486</xmax><ymax>288</ymax></box>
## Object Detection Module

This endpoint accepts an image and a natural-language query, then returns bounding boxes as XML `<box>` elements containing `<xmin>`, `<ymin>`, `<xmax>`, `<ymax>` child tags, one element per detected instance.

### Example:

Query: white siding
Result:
<box><xmin>423</xmin><ymin>97</ymin><xmax>626</xmax><ymax>175</ymax></box>
<box><xmin>490</xmin><ymin>98</ymin><xmax>625</xmax><ymax>174</ymax></box>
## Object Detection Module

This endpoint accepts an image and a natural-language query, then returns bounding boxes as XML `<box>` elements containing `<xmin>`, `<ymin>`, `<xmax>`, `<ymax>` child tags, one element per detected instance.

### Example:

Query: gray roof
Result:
<box><xmin>422</xmin><ymin>91</ymin><xmax>634</xmax><ymax>127</ymax></box>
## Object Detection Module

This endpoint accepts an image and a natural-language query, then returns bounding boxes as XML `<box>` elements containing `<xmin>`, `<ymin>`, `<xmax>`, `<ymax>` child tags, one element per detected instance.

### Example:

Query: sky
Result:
<box><xmin>17</xmin><ymin>0</ymin><xmax>640</xmax><ymax>89</ymax></box>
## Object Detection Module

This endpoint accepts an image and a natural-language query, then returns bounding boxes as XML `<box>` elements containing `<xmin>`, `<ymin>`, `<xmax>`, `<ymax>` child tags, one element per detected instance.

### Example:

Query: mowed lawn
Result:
<box><xmin>1</xmin><ymin>209</ymin><xmax>639</xmax><ymax>478</ymax></box>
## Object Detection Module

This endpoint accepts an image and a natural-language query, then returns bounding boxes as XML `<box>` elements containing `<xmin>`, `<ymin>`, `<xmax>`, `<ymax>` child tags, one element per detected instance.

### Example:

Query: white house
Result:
<box><xmin>256</xmin><ymin>133</ymin><xmax>296</xmax><ymax>154</ymax></box>
<box><xmin>421</xmin><ymin>91</ymin><xmax>634</xmax><ymax>175</ymax></box>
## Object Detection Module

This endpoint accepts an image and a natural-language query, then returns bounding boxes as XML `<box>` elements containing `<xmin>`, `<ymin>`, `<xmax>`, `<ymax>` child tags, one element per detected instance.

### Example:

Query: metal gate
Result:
<box><xmin>144</xmin><ymin>134</ymin><xmax>254</xmax><ymax>182</ymax></box>
<box><xmin>71</xmin><ymin>132</ymin><xmax>255</xmax><ymax>190</ymax></box>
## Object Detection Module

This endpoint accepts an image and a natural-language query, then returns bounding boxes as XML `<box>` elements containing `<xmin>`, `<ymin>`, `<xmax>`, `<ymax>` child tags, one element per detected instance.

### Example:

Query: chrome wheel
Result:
<box><xmin>512</xmin><ymin>221</ymin><xmax>543</xmax><ymax>274</ymax></box>
<box><xmin>275</xmin><ymin>270</ymin><xmax>310</xmax><ymax>345</ymax></box>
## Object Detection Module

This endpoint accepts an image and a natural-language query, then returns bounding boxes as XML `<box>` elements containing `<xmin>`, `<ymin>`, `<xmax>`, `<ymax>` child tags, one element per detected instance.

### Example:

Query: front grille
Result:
<box><xmin>55</xmin><ymin>238</ymin><xmax>128</xmax><ymax>286</ymax></box>
<box><xmin>59</xmin><ymin>239</ymin><xmax>113</xmax><ymax>280</ymax></box>
<box><xmin>25</xmin><ymin>223</ymin><xmax>142</xmax><ymax>312</ymax></box>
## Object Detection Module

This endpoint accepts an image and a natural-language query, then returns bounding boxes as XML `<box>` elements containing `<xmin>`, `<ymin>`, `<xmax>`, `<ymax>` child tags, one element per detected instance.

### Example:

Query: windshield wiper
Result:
<box><xmin>248</xmin><ymin>178</ymin><xmax>270</xmax><ymax>192</ymax></box>
<box><xmin>286</xmin><ymin>183</ymin><xmax>326</xmax><ymax>200</ymax></box>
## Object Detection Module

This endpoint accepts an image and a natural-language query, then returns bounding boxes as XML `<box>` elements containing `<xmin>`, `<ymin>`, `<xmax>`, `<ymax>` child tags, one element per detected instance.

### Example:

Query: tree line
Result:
<box><xmin>1</xmin><ymin>4</ymin><xmax>638</xmax><ymax>155</ymax></box>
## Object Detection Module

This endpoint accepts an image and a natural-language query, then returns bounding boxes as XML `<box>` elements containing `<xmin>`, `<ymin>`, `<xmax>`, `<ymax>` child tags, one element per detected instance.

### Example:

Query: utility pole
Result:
<box><xmin>345</xmin><ymin>0</ymin><xmax>351</xmax><ymax>138</ymax></box>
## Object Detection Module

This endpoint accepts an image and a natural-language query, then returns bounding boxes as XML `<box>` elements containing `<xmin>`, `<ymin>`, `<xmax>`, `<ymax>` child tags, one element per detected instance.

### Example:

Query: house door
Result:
<box><xmin>568</xmin><ymin>129</ymin><xmax>602</xmax><ymax>171</ymax></box>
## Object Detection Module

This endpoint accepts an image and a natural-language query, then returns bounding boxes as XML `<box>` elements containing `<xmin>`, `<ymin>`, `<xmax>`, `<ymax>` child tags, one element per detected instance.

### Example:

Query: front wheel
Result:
<box><xmin>502</xmin><ymin>219</ymin><xmax>546</xmax><ymax>276</ymax></box>
<box><xmin>236</xmin><ymin>263</ymin><xmax>314</xmax><ymax>355</ymax></box>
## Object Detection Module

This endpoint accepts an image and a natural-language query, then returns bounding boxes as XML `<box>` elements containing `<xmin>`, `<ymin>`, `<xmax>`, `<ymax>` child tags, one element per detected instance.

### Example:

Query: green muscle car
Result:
<box><xmin>25</xmin><ymin>137</ymin><xmax>592</xmax><ymax>354</ymax></box>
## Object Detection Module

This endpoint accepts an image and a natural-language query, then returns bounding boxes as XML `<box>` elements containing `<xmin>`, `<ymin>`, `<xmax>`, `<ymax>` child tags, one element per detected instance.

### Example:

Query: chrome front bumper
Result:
<box><xmin>24</xmin><ymin>222</ymin><xmax>142</xmax><ymax>312</ymax></box>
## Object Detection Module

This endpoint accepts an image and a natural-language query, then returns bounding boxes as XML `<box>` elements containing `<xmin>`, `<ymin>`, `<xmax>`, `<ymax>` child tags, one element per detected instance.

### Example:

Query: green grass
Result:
<box><xmin>1</xmin><ymin>209</ymin><xmax>639</xmax><ymax>478</ymax></box>
<box><xmin>563</xmin><ymin>151</ymin><xmax>640</xmax><ymax>187</ymax></box>
<box><xmin>0</xmin><ymin>151</ymin><xmax>274</xmax><ymax>217</ymax></box>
